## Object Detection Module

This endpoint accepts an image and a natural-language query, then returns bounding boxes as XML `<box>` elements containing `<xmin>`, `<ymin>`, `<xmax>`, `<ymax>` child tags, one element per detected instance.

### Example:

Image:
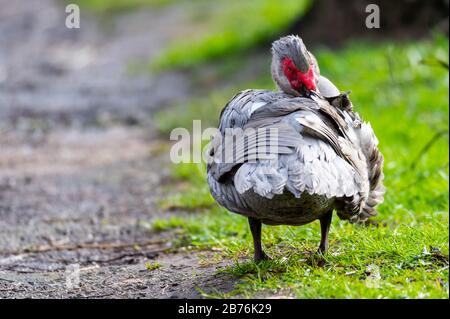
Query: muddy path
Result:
<box><xmin>0</xmin><ymin>0</ymin><xmax>236</xmax><ymax>298</ymax></box>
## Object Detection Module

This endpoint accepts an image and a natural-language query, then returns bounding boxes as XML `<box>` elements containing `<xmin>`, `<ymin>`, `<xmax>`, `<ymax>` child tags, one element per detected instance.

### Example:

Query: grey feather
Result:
<box><xmin>207</xmin><ymin>87</ymin><xmax>384</xmax><ymax>226</ymax></box>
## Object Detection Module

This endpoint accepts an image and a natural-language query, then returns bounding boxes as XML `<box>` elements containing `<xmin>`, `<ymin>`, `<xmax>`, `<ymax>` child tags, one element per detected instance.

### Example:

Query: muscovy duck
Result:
<box><xmin>207</xmin><ymin>35</ymin><xmax>385</xmax><ymax>261</ymax></box>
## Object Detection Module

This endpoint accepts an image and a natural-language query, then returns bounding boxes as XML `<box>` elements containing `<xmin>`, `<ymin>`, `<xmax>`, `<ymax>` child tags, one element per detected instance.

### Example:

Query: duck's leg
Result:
<box><xmin>318</xmin><ymin>211</ymin><xmax>333</xmax><ymax>253</ymax></box>
<box><xmin>248</xmin><ymin>217</ymin><xmax>269</xmax><ymax>261</ymax></box>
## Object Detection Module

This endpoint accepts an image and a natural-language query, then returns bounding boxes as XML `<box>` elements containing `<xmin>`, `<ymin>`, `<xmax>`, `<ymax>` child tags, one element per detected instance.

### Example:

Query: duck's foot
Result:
<box><xmin>254</xmin><ymin>251</ymin><xmax>270</xmax><ymax>262</ymax></box>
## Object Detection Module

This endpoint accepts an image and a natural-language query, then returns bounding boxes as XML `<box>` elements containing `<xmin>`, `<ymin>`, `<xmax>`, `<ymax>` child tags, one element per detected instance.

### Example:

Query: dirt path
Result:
<box><xmin>0</xmin><ymin>0</ymin><xmax>235</xmax><ymax>298</ymax></box>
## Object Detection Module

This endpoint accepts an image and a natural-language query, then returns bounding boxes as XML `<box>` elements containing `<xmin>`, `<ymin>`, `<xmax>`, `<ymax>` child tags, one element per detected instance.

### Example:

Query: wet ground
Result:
<box><xmin>0</xmin><ymin>0</ymin><xmax>236</xmax><ymax>298</ymax></box>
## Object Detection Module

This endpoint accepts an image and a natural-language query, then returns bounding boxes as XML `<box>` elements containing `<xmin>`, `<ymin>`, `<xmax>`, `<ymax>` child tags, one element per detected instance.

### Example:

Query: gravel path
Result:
<box><xmin>0</xmin><ymin>0</ymin><xmax>235</xmax><ymax>298</ymax></box>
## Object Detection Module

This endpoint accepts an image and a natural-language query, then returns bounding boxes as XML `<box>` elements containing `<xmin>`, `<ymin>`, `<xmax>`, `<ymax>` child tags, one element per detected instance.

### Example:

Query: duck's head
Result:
<box><xmin>271</xmin><ymin>35</ymin><xmax>320</xmax><ymax>96</ymax></box>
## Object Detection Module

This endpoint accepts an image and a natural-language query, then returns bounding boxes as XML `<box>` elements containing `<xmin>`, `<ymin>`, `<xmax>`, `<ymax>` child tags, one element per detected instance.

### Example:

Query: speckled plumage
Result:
<box><xmin>207</xmin><ymin>90</ymin><xmax>384</xmax><ymax>222</ymax></box>
<box><xmin>206</xmin><ymin>35</ymin><xmax>385</xmax><ymax>260</ymax></box>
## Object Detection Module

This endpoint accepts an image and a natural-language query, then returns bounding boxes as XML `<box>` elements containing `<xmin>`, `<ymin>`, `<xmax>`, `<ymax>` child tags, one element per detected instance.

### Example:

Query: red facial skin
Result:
<box><xmin>281</xmin><ymin>57</ymin><xmax>316</xmax><ymax>92</ymax></box>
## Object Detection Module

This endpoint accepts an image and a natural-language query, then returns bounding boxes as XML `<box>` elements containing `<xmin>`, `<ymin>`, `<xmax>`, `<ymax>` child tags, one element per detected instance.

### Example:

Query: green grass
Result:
<box><xmin>153</xmin><ymin>35</ymin><xmax>449</xmax><ymax>299</ymax></box>
<box><xmin>159</xmin><ymin>162</ymin><xmax>216</xmax><ymax>211</ymax></box>
<box><xmin>150</xmin><ymin>0</ymin><xmax>311</xmax><ymax>71</ymax></box>
<box><xmin>145</xmin><ymin>261</ymin><xmax>162</xmax><ymax>271</ymax></box>
<box><xmin>71</xmin><ymin>0</ymin><xmax>310</xmax><ymax>73</ymax></box>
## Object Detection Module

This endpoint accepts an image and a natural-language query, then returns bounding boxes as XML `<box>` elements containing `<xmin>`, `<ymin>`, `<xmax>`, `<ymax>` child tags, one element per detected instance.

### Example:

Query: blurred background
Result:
<box><xmin>0</xmin><ymin>0</ymin><xmax>448</xmax><ymax>298</ymax></box>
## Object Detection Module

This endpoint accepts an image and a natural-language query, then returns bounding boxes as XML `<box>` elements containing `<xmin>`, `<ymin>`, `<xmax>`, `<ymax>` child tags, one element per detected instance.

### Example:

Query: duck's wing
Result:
<box><xmin>234</xmin><ymin>106</ymin><xmax>366</xmax><ymax>204</ymax></box>
<box><xmin>208</xmin><ymin>89</ymin><xmax>293</xmax><ymax>181</ymax></box>
<box><xmin>209</xmin><ymin>90</ymin><xmax>329</xmax><ymax>182</ymax></box>
<box><xmin>341</xmin><ymin>111</ymin><xmax>385</xmax><ymax>220</ymax></box>
<box><xmin>208</xmin><ymin>93</ymin><xmax>368</xmax><ymax>210</ymax></box>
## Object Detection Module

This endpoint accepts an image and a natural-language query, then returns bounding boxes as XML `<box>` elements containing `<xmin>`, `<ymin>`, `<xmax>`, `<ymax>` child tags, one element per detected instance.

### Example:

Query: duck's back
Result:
<box><xmin>207</xmin><ymin>89</ymin><xmax>384</xmax><ymax>225</ymax></box>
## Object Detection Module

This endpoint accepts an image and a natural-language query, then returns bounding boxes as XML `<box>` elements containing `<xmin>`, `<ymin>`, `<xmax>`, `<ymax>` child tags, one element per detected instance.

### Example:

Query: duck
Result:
<box><xmin>206</xmin><ymin>35</ymin><xmax>385</xmax><ymax>261</ymax></box>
